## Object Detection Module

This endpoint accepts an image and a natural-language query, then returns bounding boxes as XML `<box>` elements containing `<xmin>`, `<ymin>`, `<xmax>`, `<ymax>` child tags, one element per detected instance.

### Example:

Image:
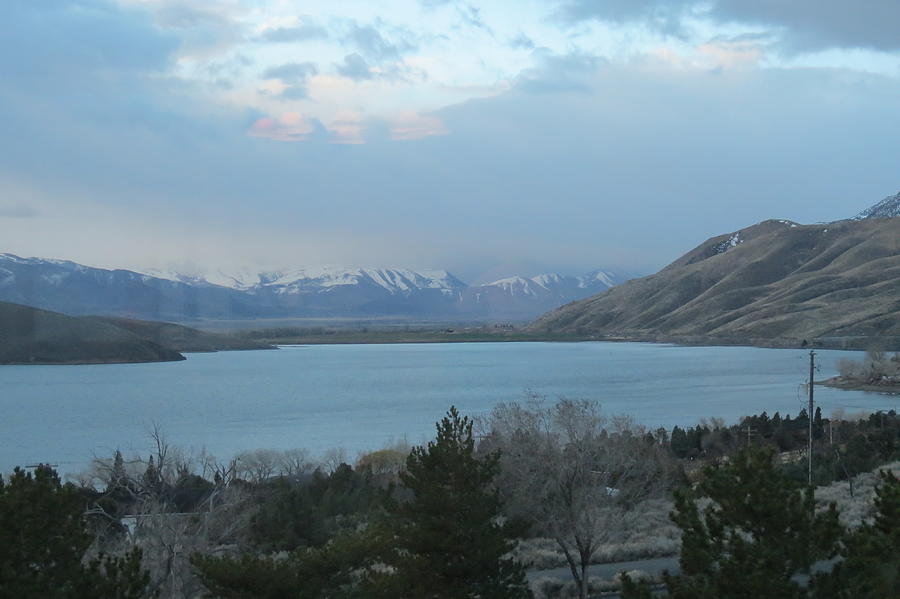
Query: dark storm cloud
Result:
<box><xmin>710</xmin><ymin>0</ymin><xmax>900</xmax><ymax>52</ymax></box>
<box><xmin>553</xmin><ymin>0</ymin><xmax>900</xmax><ymax>52</ymax></box>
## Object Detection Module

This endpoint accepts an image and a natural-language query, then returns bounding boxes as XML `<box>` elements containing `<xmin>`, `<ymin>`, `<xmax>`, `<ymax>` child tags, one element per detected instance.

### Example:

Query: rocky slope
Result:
<box><xmin>529</xmin><ymin>197</ymin><xmax>900</xmax><ymax>347</ymax></box>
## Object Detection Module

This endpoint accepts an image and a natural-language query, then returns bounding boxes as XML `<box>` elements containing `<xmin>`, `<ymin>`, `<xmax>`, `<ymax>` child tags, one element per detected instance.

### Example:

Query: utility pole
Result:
<box><xmin>808</xmin><ymin>350</ymin><xmax>815</xmax><ymax>487</ymax></box>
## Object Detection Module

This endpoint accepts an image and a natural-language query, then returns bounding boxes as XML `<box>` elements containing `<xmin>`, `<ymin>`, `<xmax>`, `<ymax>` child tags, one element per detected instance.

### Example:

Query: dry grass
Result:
<box><xmin>530</xmin><ymin>570</ymin><xmax>657</xmax><ymax>599</ymax></box>
<box><xmin>515</xmin><ymin>498</ymin><xmax>679</xmax><ymax>569</ymax></box>
<box><xmin>815</xmin><ymin>461</ymin><xmax>900</xmax><ymax>528</ymax></box>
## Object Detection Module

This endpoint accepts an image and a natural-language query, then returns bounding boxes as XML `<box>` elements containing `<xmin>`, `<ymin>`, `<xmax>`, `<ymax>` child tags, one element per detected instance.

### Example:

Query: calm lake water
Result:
<box><xmin>1</xmin><ymin>342</ymin><xmax>896</xmax><ymax>477</ymax></box>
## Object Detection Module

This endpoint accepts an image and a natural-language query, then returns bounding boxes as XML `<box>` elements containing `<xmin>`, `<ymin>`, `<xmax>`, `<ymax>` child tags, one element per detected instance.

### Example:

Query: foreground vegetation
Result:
<box><xmin>4</xmin><ymin>401</ymin><xmax>900</xmax><ymax>598</ymax></box>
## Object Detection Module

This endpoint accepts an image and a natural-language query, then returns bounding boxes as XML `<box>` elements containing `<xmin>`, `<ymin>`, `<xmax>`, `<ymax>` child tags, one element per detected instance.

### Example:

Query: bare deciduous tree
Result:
<box><xmin>482</xmin><ymin>398</ymin><xmax>676</xmax><ymax>599</ymax></box>
<box><xmin>132</xmin><ymin>485</ymin><xmax>254</xmax><ymax>599</ymax></box>
<box><xmin>320</xmin><ymin>447</ymin><xmax>348</xmax><ymax>474</ymax></box>
<box><xmin>79</xmin><ymin>428</ymin><xmax>259</xmax><ymax>599</ymax></box>
<box><xmin>233</xmin><ymin>449</ymin><xmax>281</xmax><ymax>483</ymax></box>
<box><xmin>279</xmin><ymin>448</ymin><xmax>315</xmax><ymax>478</ymax></box>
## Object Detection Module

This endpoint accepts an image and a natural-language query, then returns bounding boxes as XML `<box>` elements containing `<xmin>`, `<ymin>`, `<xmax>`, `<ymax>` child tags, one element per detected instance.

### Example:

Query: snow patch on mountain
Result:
<box><xmin>853</xmin><ymin>191</ymin><xmax>900</xmax><ymax>220</ymax></box>
<box><xmin>712</xmin><ymin>232</ymin><xmax>743</xmax><ymax>255</ymax></box>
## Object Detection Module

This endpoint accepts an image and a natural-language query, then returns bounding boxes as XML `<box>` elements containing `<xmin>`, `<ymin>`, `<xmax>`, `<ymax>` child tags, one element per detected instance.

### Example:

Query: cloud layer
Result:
<box><xmin>2</xmin><ymin>0</ymin><xmax>899</xmax><ymax>282</ymax></box>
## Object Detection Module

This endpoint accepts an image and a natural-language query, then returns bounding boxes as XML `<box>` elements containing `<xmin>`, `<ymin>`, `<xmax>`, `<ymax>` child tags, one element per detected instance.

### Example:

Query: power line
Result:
<box><xmin>744</xmin><ymin>425</ymin><xmax>757</xmax><ymax>445</ymax></box>
<box><xmin>808</xmin><ymin>350</ymin><xmax>815</xmax><ymax>487</ymax></box>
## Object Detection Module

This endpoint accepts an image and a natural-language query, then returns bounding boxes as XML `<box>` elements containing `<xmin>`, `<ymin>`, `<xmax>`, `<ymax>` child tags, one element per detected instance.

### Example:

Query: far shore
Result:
<box><xmin>820</xmin><ymin>376</ymin><xmax>900</xmax><ymax>395</ymax></box>
<box><xmin>6</xmin><ymin>326</ymin><xmax>889</xmax><ymax>366</ymax></box>
<box><xmin>245</xmin><ymin>326</ymin><xmax>882</xmax><ymax>353</ymax></box>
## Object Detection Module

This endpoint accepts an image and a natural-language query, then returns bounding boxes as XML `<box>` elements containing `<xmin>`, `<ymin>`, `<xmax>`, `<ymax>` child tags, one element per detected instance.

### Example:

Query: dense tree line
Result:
<box><xmin>669</xmin><ymin>409</ymin><xmax>900</xmax><ymax>486</ymax></box>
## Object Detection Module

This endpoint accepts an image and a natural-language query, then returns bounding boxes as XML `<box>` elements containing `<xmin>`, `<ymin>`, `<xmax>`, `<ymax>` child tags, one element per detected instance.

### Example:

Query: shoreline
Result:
<box><xmin>0</xmin><ymin>355</ymin><xmax>187</xmax><ymax>366</ymax></box>
<box><xmin>254</xmin><ymin>330</ymin><xmax>875</xmax><ymax>352</ymax></box>
<box><xmin>4</xmin><ymin>329</ymin><xmax>889</xmax><ymax>365</ymax></box>
<box><xmin>820</xmin><ymin>376</ymin><xmax>900</xmax><ymax>395</ymax></box>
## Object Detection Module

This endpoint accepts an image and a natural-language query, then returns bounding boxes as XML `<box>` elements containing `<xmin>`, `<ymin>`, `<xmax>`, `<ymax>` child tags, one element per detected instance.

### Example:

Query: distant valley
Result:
<box><xmin>0</xmin><ymin>256</ymin><xmax>630</xmax><ymax>323</ymax></box>
<box><xmin>530</xmin><ymin>191</ymin><xmax>900</xmax><ymax>349</ymax></box>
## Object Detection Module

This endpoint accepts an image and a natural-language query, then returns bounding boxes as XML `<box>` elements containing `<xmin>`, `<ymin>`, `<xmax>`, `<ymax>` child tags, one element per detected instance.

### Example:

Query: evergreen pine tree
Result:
<box><xmin>816</xmin><ymin>470</ymin><xmax>900</xmax><ymax>597</ymax></box>
<box><xmin>142</xmin><ymin>456</ymin><xmax>160</xmax><ymax>497</ymax></box>
<box><xmin>0</xmin><ymin>465</ymin><xmax>90</xmax><ymax>598</ymax></box>
<box><xmin>623</xmin><ymin>447</ymin><xmax>841</xmax><ymax>599</ymax></box>
<box><xmin>389</xmin><ymin>406</ymin><xmax>532</xmax><ymax>599</ymax></box>
<box><xmin>0</xmin><ymin>465</ymin><xmax>153</xmax><ymax>598</ymax></box>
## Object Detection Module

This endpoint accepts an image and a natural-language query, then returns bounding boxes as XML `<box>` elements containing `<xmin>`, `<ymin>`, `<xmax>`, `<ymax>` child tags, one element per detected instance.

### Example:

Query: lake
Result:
<box><xmin>1</xmin><ymin>342</ymin><xmax>895</xmax><ymax>477</ymax></box>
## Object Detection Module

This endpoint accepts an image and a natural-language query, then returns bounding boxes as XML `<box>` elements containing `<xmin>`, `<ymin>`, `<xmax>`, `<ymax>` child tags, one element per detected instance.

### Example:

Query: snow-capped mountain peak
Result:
<box><xmin>141</xmin><ymin>265</ymin><xmax>468</xmax><ymax>296</ymax></box>
<box><xmin>576</xmin><ymin>270</ymin><xmax>618</xmax><ymax>288</ymax></box>
<box><xmin>484</xmin><ymin>276</ymin><xmax>544</xmax><ymax>297</ymax></box>
<box><xmin>0</xmin><ymin>253</ymin><xmax>631</xmax><ymax>321</ymax></box>
<box><xmin>479</xmin><ymin>270</ymin><xmax>627</xmax><ymax>300</ymax></box>
<box><xmin>531</xmin><ymin>273</ymin><xmax>565</xmax><ymax>288</ymax></box>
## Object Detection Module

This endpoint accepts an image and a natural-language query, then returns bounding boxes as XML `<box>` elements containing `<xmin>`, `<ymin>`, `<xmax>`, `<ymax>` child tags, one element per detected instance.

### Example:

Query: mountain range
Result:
<box><xmin>530</xmin><ymin>191</ymin><xmax>900</xmax><ymax>349</ymax></box>
<box><xmin>0</xmin><ymin>255</ymin><xmax>630</xmax><ymax>322</ymax></box>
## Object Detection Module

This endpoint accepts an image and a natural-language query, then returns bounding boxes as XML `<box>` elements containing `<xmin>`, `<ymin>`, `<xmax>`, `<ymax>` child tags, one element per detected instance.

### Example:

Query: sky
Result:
<box><xmin>1</xmin><ymin>0</ymin><xmax>899</xmax><ymax>284</ymax></box>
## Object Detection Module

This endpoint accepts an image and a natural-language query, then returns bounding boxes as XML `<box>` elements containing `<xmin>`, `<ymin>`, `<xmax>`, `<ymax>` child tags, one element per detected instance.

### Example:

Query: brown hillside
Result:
<box><xmin>528</xmin><ymin>218</ymin><xmax>900</xmax><ymax>347</ymax></box>
<box><xmin>0</xmin><ymin>302</ymin><xmax>186</xmax><ymax>364</ymax></box>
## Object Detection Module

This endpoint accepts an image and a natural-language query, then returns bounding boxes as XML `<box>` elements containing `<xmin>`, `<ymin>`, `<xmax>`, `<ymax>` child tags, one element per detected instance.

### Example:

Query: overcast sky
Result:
<box><xmin>1</xmin><ymin>0</ymin><xmax>898</xmax><ymax>283</ymax></box>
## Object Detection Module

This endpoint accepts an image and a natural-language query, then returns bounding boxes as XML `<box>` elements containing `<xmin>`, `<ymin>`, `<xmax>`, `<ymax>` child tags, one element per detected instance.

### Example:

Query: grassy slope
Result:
<box><xmin>0</xmin><ymin>301</ymin><xmax>186</xmax><ymax>364</ymax></box>
<box><xmin>529</xmin><ymin>218</ymin><xmax>900</xmax><ymax>347</ymax></box>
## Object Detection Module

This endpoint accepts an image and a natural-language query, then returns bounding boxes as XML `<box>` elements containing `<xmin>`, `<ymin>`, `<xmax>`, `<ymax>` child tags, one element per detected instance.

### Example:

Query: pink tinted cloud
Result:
<box><xmin>247</xmin><ymin>112</ymin><xmax>315</xmax><ymax>141</ymax></box>
<box><xmin>328</xmin><ymin>110</ymin><xmax>367</xmax><ymax>145</ymax></box>
<box><xmin>697</xmin><ymin>41</ymin><xmax>764</xmax><ymax>69</ymax></box>
<box><xmin>390</xmin><ymin>111</ymin><xmax>448</xmax><ymax>141</ymax></box>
